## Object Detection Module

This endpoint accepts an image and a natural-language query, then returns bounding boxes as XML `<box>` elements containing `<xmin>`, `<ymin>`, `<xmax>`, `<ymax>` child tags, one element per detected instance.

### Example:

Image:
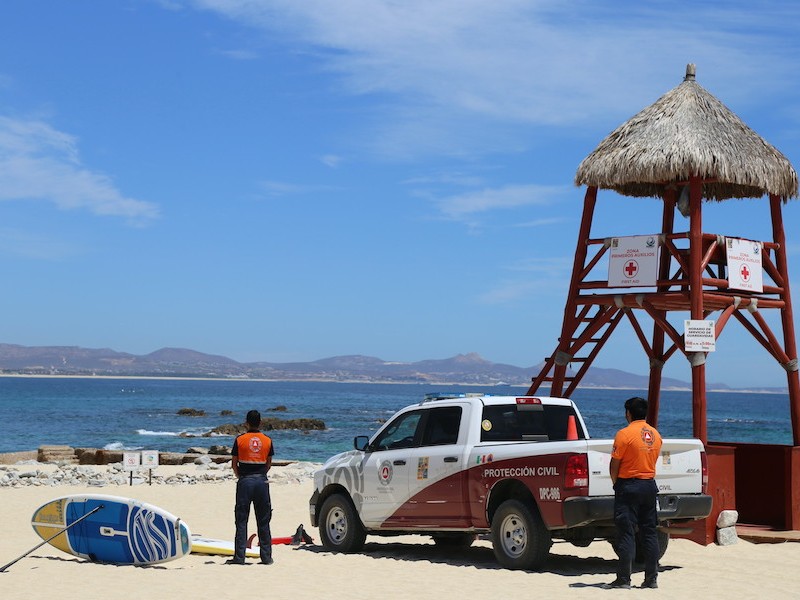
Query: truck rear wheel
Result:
<box><xmin>491</xmin><ymin>499</ymin><xmax>552</xmax><ymax>570</ymax></box>
<box><xmin>318</xmin><ymin>493</ymin><xmax>366</xmax><ymax>553</ymax></box>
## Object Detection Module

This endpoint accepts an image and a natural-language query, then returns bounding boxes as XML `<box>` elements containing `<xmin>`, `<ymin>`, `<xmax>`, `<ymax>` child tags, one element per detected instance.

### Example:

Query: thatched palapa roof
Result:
<box><xmin>575</xmin><ymin>64</ymin><xmax>798</xmax><ymax>201</ymax></box>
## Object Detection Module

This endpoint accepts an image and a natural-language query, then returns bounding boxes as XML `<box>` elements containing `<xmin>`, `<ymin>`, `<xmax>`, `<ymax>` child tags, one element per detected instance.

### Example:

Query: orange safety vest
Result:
<box><xmin>611</xmin><ymin>420</ymin><xmax>662</xmax><ymax>479</ymax></box>
<box><xmin>234</xmin><ymin>431</ymin><xmax>273</xmax><ymax>465</ymax></box>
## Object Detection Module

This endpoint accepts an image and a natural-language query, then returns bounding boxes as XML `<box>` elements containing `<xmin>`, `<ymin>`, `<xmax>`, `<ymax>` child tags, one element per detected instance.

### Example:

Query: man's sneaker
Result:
<box><xmin>641</xmin><ymin>577</ymin><xmax>658</xmax><ymax>589</ymax></box>
<box><xmin>224</xmin><ymin>558</ymin><xmax>246</xmax><ymax>565</ymax></box>
<box><xmin>605</xmin><ymin>578</ymin><xmax>631</xmax><ymax>589</ymax></box>
<box><xmin>261</xmin><ymin>557</ymin><xmax>274</xmax><ymax>565</ymax></box>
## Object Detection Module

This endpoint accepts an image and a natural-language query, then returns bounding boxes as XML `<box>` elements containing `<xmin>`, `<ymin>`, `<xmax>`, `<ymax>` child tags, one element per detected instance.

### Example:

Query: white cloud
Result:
<box><xmin>259</xmin><ymin>179</ymin><xmax>337</xmax><ymax>196</ymax></box>
<box><xmin>320</xmin><ymin>154</ymin><xmax>343</xmax><ymax>167</ymax></box>
<box><xmin>0</xmin><ymin>117</ymin><xmax>159</xmax><ymax>222</ymax></box>
<box><xmin>187</xmin><ymin>1</ymin><xmax>800</xmax><ymax>158</ymax></box>
<box><xmin>513</xmin><ymin>217</ymin><xmax>568</xmax><ymax>228</ymax></box>
<box><xmin>217</xmin><ymin>48</ymin><xmax>259</xmax><ymax>60</ymax></box>
<box><xmin>436</xmin><ymin>183</ymin><xmax>569</xmax><ymax>220</ymax></box>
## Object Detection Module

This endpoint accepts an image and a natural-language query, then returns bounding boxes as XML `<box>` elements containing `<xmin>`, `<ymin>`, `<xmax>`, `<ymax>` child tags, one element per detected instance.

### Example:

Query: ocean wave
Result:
<box><xmin>103</xmin><ymin>441</ymin><xmax>143</xmax><ymax>451</ymax></box>
<box><xmin>137</xmin><ymin>429</ymin><xmax>180</xmax><ymax>437</ymax></box>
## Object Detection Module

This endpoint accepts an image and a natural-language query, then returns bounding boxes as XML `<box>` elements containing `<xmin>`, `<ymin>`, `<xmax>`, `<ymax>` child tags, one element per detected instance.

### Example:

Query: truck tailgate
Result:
<box><xmin>586</xmin><ymin>438</ymin><xmax>705</xmax><ymax>497</ymax></box>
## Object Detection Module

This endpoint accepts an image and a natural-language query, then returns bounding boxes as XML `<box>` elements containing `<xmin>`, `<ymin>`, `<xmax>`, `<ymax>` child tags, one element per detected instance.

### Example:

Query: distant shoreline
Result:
<box><xmin>0</xmin><ymin>372</ymin><xmax>788</xmax><ymax>394</ymax></box>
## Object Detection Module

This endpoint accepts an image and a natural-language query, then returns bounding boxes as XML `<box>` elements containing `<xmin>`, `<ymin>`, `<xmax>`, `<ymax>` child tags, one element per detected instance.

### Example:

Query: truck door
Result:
<box><xmin>359</xmin><ymin>409</ymin><xmax>422</xmax><ymax>527</ymax></box>
<box><xmin>389</xmin><ymin>405</ymin><xmax>471</xmax><ymax>528</ymax></box>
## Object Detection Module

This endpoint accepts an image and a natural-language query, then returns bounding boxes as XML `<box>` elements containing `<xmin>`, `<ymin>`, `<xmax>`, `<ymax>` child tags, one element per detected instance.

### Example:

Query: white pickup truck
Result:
<box><xmin>309</xmin><ymin>393</ymin><xmax>712</xmax><ymax>570</ymax></box>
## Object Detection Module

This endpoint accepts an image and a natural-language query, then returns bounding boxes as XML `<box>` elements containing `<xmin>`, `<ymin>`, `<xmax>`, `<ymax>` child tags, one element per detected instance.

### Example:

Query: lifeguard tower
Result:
<box><xmin>528</xmin><ymin>65</ymin><xmax>800</xmax><ymax>541</ymax></box>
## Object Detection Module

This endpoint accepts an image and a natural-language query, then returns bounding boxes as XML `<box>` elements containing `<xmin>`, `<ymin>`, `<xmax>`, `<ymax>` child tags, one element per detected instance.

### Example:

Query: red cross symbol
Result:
<box><xmin>624</xmin><ymin>260</ymin><xmax>639</xmax><ymax>278</ymax></box>
<box><xmin>740</xmin><ymin>264</ymin><xmax>750</xmax><ymax>281</ymax></box>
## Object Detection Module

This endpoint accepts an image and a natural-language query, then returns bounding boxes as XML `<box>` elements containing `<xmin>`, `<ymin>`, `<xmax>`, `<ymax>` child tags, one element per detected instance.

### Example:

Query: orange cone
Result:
<box><xmin>566</xmin><ymin>415</ymin><xmax>578</xmax><ymax>440</ymax></box>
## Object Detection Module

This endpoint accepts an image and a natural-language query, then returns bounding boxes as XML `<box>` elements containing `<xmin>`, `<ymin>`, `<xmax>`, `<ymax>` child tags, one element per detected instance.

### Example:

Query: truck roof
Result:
<box><xmin>420</xmin><ymin>393</ymin><xmax>576</xmax><ymax>408</ymax></box>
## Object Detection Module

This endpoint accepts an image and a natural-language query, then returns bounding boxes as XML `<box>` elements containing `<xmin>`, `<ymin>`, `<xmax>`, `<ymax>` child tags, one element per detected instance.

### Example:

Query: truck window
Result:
<box><xmin>480</xmin><ymin>404</ymin><xmax>582</xmax><ymax>442</ymax></box>
<box><xmin>421</xmin><ymin>406</ymin><xmax>462</xmax><ymax>446</ymax></box>
<box><xmin>373</xmin><ymin>410</ymin><xmax>424</xmax><ymax>451</ymax></box>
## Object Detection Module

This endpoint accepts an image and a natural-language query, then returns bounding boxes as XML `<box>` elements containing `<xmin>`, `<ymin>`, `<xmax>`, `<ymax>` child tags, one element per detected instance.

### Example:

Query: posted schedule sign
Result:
<box><xmin>684</xmin><ymin>319</ymin><xmax>716</xmax><ymax>352</ymax></box>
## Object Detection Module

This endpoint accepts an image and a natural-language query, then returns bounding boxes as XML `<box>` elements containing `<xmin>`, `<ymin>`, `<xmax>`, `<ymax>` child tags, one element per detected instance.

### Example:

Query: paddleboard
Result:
<box><xmin>190</xmin><ymin>535</ymin><xmax>260</xmax><ymax>558</ymax></box>
<box><xmin>31</xmin><ymin>494</ymin><xmax>192</xmax><ymax>566</ymax></box>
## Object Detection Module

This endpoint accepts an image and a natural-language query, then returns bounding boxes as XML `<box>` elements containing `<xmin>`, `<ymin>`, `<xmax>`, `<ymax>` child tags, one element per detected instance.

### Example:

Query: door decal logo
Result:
<box><xmin>379</xmin><ymin>460</ymin><xmax>393</xmax><ymax>485</ymax></box>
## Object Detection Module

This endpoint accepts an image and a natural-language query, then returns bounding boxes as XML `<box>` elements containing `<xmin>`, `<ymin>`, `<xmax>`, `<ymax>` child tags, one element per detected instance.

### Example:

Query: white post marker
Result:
<box><xmin>141</xmin><ymin>450</ymin><xmax>159</xmax><ymax>486</ymax></box>
<box><xmin>684</xmin><ymin>319</ymin><xmax>716</xmax><ymax>352</ymax></box>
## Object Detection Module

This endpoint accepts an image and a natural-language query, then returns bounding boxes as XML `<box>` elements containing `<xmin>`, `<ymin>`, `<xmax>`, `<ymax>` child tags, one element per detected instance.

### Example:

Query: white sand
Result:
<box><xmin>2</xmin><ymin>463</ymin><xmax>799</xmax><ymax>599</ymax></box>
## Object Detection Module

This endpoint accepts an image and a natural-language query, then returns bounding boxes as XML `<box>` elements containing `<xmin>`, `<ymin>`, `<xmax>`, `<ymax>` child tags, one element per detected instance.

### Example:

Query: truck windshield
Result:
<box><xmin>480</xmin><ymin>404</ymin><xmax>582</xmax><ymax>442</ymax></box>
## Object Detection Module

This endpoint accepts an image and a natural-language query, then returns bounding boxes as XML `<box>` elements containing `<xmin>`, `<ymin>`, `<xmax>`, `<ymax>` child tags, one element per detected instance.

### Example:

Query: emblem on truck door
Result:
<box><xmin>379</xmin><ymin>460</ymin><xmax>393</xmax><ymax>485</ymax></box>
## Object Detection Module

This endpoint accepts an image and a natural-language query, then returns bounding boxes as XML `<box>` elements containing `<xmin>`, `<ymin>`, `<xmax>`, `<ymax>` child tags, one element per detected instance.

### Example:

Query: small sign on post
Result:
<box><xmin>726</xmin><ymin>237</ymin><xmax>763</xmax><ymax>293</ymax></box>
<box><xmin>608</xmin><ymin>235</ymin><xmax>660</xmax><ymax>288</ymax></box>
<box><xmin>142</xmin><ymin>450</ymin><xmax>159</xmax><ymax>486</ymax></box>
<box><xmin>684</xmin><ymin>319</ymin><xmax>716</xmax><ymax>352</ymax></box>
<box><xmin>123</xmin><ymin>452</ymin><xmax>141</xmax><ymax>486</ymax></box>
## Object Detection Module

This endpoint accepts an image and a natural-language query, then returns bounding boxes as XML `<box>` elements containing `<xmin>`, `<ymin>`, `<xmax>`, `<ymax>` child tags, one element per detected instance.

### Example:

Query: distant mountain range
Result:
<box><xmin>0</xmin><ymin>343</ymin><xmax>787</xmax><ymax>393</ymax></box>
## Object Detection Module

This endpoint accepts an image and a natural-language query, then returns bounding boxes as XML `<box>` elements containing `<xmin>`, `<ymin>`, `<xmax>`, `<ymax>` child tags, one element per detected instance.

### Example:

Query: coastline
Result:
<box><xmin>0</xmin><ymin>372</ymin><xmax>788</xmax><ymax>394</ymax></box>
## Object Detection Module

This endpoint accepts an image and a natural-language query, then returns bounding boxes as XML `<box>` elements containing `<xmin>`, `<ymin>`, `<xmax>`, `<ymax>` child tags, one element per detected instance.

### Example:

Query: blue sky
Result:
<box><xmin>1</xmin><ymin>1</ymin><xmax>800</xmax><ymax>387</ymax></box>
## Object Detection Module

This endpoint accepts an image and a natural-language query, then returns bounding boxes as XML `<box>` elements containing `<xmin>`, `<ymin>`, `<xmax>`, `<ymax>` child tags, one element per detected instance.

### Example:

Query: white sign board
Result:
<box><xmin>608</xmin><ymin>235</ymin><xmax>660</xmax><ymax>287</ymax></box>
<box><xmin>726</xmin><ymin>237</ymin><xmax>763</xmax><ymax>293</ymax></box>
<box><xmin>123</xmin><ymin>452</ymin><xmax>141</xmax><ymax>471</ymax></box>
<box><xmin>141</xmin><ymin>450</ymin><xmax>159</xmax><ymax>468</ymax></box>
<box><xmin>684</xmin><ymin>319</ymin><xmax>716</xmax><ymax>352</ymax></box>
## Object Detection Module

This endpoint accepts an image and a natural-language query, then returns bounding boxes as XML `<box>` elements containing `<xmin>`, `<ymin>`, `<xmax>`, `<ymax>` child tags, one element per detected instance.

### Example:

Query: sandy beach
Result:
<box><xmin>2</xmin><ymin>462</ymin><xmax>799</xmax><ymax>599</ymax></box>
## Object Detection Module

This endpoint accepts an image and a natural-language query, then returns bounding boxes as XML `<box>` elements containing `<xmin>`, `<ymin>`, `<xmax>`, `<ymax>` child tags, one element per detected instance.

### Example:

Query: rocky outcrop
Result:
<box><xmin>209</xmin><ymin>417</ymin><xmax>325</xmax><ymax>436</ymax></box>
<box><xmin>177</xmin><ymin>408</ymin><xmax>206</xmax><ymax>416</ymax></box>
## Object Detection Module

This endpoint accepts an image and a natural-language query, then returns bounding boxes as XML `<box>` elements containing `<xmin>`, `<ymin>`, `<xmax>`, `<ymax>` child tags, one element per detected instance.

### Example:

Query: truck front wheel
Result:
<box><xmin>491</xmin><ymin>499</ymin><xmax>552</xmax><ymax>570</ymax></box>
<box><xmin>318</xmin><ymin>493</ymin><xmax>366</xmax><ymax>553</ymax></box>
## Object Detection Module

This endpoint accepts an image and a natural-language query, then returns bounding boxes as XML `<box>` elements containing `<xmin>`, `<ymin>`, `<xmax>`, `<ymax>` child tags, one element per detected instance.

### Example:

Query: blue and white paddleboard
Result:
<box><xmin>31</xmin><ymin>494</ymin><xmax>192</xmax><ymax>566</ymax></box>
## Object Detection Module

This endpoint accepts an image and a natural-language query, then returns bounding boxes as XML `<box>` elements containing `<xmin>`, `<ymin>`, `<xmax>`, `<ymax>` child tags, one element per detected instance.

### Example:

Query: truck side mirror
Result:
<box><xmin>354</xmin><ymin>435</ymin><xmax>370</xmax><ymax>451</ymax></box>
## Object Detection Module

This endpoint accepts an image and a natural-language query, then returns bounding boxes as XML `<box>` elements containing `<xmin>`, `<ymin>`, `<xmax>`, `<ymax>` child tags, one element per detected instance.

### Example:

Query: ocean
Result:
<box><xmin>0</xmin><ymin>377</ymin><xmax>793</xmax><ymax>462</ymax></box>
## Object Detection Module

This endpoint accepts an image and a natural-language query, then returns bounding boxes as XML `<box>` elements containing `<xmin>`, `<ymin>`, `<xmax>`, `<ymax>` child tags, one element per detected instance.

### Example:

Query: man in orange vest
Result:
<box><xmin>606</xmin><ymin>396</ymin><xmax>663</xmax><ymax>589</ymax></box>
<box><xmin>229</xmin><ymin>410</ymin><xmax>274</xmax><ymax>565</ymax></box>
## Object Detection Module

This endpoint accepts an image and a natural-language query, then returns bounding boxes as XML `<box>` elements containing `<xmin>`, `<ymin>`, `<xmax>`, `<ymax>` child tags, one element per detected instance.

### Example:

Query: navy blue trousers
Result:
<box><xmin>234</xmin><ymin>474</ymin><xmax>273</xmax><ymax>562</ymax></box>
<box><xmin>613</xmin><ymin>477</ymin><xmax>659</xmax><ymax>582</ymax></box>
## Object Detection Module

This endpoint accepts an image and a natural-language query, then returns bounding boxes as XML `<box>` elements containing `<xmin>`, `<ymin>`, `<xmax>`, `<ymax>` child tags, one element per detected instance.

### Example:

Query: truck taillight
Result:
<box><xmin>565</xmin><ymin>454</ymin><xmax>589</xmax><ymax>490</ymax></box>
<box><xmin>701</xmin><ymin>450</ymin><xmax>708</xmax><ymax>494</ymax></box>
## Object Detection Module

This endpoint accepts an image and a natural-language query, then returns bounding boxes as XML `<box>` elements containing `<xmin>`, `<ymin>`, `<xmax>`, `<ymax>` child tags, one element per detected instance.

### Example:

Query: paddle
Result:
<box><xmin>0</xmin><ymin>504</ymin><xmax>104</xmax><ymax>573</ymax></box>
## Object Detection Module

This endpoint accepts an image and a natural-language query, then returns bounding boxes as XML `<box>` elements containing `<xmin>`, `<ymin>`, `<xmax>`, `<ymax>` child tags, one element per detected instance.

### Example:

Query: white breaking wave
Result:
<box><xmin>136</xmin><ymin>429</ymin><xmax>180</xmax><ymax>437</ymax></box>
<box><xmin>103</xmin><ymin>441</ymin><xmax>143</xmax><ymax>451</ymax></box>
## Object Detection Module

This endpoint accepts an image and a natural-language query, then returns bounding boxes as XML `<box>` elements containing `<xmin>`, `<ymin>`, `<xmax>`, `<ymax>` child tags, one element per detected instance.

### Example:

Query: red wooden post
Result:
<box><xmin>688</xmin><ymin>176</ymin><xmax>707</xmax><ymax>443</ymax></box>
<box><xmin>770</xmin><ymin>194</ymin><xmax>800</xmax><ymax>446</ymax></box>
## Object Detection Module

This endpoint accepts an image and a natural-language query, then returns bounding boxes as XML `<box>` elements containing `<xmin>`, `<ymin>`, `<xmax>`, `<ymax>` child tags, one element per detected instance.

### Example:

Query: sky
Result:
<box><xmin>1</xmin><ymin>1</ymin><xmax>800</xmax><ymax>388</ymax></box>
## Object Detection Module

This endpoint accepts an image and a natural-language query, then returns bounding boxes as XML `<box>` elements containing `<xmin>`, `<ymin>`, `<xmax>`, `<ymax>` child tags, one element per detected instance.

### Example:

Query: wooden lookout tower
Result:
<box><xmin>528</xmin><ymin>64</ymin><xmax>800</xmax><ymax>538</ymax></box>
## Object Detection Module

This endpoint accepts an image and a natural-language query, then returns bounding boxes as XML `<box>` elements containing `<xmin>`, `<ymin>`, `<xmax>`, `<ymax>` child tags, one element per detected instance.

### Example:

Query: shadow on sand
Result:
<box><xmin>295</xmin><ymin>538</ymin><xmax>683</xmax><ymax>583</ymax></box>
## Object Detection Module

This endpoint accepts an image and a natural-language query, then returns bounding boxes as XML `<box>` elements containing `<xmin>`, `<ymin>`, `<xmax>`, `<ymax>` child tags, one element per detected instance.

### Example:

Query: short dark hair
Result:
<box><xmin>246</xmin><ymin>410</ymin><xmax>261</xmax><ymax>428</ymax></box>
<box><xmin>624</xmin><ymin>397</ymin><xmax>648</xmax><ymax>421</ymax></box>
